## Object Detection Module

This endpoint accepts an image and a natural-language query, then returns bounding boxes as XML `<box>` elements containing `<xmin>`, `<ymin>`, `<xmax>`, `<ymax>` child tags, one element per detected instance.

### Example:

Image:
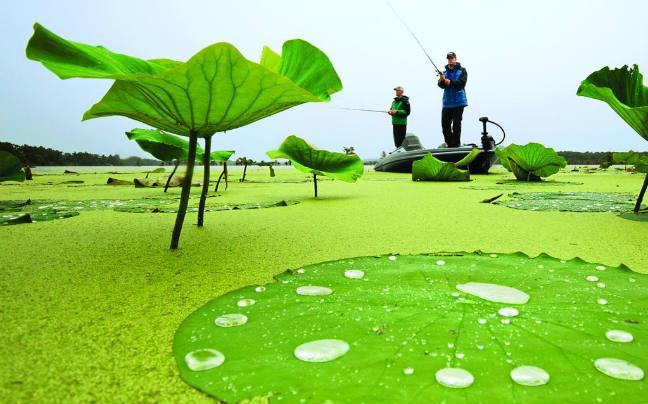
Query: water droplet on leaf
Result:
<box><xmin>510</xmin><ymin>365</ymin><xmax>550</xmax><ymax>386</ymax></box>
<box><xmin>456</xmin><ymin>282</ymin><xmax>529</xmax><ymax>304</ymax></box>
<box><xmin>215</xmin><ymin>313</ymin><xmax>248</xmax><ymax>327</ymax></box>
<box><xmin>294</xmin><ymin>339</ymin><xmax>349</xmax><ymax>362</ymax></box>
<box><xmin>344</xmin><ymin>269</ymin><xmax>365</xmax><ymax>279</ymax></box>
<box><xmin>605</xmin><ymin>330</ymin><xmax>633</xmax><ymax>343</ymax></box>
<box><xmin>435</xmin><ymin>367</ymin><xmax>474</xmax><ymax>388</ymax></box>
<box><xmin>185</xmin><ymin>349</ymin><xmax>225</xmax><ymax>371</ymax></box>
<box><xmin>237</xmin><ymin>299</ymin><xmax>255</xmax><ymax>307</ymax></box>
<box><xmin>594</xmin><ymin>358</ymin><xmax>644</xmax><ymax>381</ymax></box>
<box><xmin>498</xmin><ymin>307</ymin><xmax>519</xmax><ymax>317</ymax></box>
<box><xmin>296</xmin><ymin>286</ymin><xmax>333</xmax><ymax>296</ymax></box>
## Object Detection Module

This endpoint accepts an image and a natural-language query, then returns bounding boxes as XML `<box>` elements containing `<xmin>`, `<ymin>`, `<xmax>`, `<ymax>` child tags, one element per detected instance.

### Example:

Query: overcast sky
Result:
<box><xmin>2</xmin><ymin>0</ymin><xmax>648</xmax><ymax>159</ymax></box>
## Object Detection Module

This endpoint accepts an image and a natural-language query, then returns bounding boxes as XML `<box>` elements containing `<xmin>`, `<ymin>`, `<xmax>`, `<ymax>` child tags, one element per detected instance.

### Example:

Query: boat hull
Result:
<box><xmin>374</xmin><ymin>147</ymin><xmax>497</xmax><ymax>174</ymax></box>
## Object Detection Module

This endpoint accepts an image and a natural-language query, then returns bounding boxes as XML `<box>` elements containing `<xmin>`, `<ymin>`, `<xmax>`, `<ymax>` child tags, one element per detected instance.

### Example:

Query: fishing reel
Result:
<box><xmin>479</xmin><ymin>117</ymin><xmax>506</xmax><ymax>151</ymax></box>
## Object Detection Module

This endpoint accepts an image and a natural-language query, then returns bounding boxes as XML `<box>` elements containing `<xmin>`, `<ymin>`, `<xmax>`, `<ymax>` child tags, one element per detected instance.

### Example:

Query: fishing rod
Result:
<box><xmin>341</xmin><ymin>107</ymin><xmax>389</xmax><ymax>113</ymax></box>
<box><xmin>386</xmin><ymin>1</ymin><xmax>444</xmax><ymax>77</ymax></box>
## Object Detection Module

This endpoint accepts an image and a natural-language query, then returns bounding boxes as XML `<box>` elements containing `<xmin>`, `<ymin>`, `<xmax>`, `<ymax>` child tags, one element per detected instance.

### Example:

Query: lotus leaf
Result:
<box><xmin>497</xmin><ymin>192</ymin><xmax>639</xmax><ymax>212</ymax></box>
<box><xmin>174</xmin><ymin>252</ymin><xmax>647</xmax><ymax>403</ymax></box>
<box><xmin>27</xmin><ymin>23</ymin><xmax>342</xmax><ymax>248</ymax></box>
<box><xmin>125</xmin><ymin>129</ymin><xmax>198</xmax><ymax>162</ymax></box>
<box><xmin>412</xmin><ymin>149</ymin><xmax>480</xmax><ymax>182</ymax></box>
<box><xmin>495</xmin><ymin>143</ymin><xmax>566</xmax><ymax>181</ymax></box>
<box><xmin>267</xmin><ymin>135</ymin><xmax>363</xmax><ymax>196</ymax></box>
<box><xmin>268</xmin><ymin>136</ymin><xmax>363</xmax><ymax>182</ymax></box>
<box><xmin>26</xmin><ymin>24</ymin><xmax>342</xmax><ymax>138</ymax></box>
<box><xmin>577</xmin><ymin>65</ymin><xmax>648</xmax><ymax>141</ymax></box>
<box><xmin>0</xmin><ymin>151</ymin><xmax>25</xmax><ymax>182</ymax></box>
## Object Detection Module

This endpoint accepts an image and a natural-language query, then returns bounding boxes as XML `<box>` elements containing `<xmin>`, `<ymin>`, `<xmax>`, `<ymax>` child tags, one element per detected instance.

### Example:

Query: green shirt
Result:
<box><xmin>390</xmin><ymin>96</ymin><xmax>410</xmax><ymax>125</ymax></box>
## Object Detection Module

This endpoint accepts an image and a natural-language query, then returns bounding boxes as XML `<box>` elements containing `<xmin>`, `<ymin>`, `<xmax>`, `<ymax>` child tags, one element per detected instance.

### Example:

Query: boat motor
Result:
<box><xmin>479</xmin><ymin>117</ymin><xmax>506</xmax><ymax>151</ymax></box>
<box><xmin>401</xmin><ymin>133</ymin><xmax>424</xmax><ymax>151</ymax></box>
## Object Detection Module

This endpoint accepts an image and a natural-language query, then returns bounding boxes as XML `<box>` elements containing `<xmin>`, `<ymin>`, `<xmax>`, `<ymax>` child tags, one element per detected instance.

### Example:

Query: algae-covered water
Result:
<box><xmin>1</xmin><ymin>165</ymin><xmax>646</xmax><ymax>402</ymax></box>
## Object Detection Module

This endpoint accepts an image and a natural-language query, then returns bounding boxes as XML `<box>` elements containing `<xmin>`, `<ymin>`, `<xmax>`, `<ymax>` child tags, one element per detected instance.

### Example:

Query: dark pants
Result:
<box><xmin>393</xmin><ymin>124</ymin><xmax>406</xmax><ymax>148</ymax></box>
<box><xmin>441</xmin><ymin>106</ymin><xmax>464</xmax><ymax>147</ymax></box>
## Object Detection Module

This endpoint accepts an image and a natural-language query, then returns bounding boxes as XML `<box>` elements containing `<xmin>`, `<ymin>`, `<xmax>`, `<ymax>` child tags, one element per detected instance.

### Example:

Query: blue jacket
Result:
<box><xmin>438</xmin><ymin>63</ymin><xmax>468</xmax><ymax>108</ymax></box>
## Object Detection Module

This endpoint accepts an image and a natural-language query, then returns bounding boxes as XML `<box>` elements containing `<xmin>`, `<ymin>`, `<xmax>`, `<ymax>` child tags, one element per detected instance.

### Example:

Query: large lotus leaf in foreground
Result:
<box><xmin>267</xmin><ymin>135</ymin><xmax>364</xmax><ymax>182</ymax></box>
<box><xmin>496</xmin><ymin>143</ymin><xmax>566</xmax><ymax>181</ymax></box>
<box><xmin>412</xmin><ymin>149</ymin><xmax>480</xmax><ymax>181</ymax></box>
<box><xmin>577</xmin><ymin>65</ymin><xmax>648</xmax><ymax>141</ymax></box>
<box><xmin>0</xmin><ymin>151</ymin><xmax>25</xmax><ymax>182</ymax></box>
<box><xmin>174</xmin><ymin>252</ymin><xmax>647</xmax><ymax>403</ymax></box>
<box><xmin>27</xmin><ymin>23</ymin><xmax>342</xmax><ymax>248</ymax></box>
<box><xmin>26</xmin><ymin>23</ymin><xmax>342</xmax><ymax>138</ymax></box>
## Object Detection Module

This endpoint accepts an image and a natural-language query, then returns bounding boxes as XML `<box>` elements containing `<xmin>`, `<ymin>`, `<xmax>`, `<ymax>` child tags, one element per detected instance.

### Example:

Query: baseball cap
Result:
<box><xmin>393</xmin><ymin>85</ymin><xmax>404</xmax><ymax>91</ymax></box>
<box><xmin>446</xmin><ymin>52</ymin><xmax>457</xmax><ymax>59</ymax></box>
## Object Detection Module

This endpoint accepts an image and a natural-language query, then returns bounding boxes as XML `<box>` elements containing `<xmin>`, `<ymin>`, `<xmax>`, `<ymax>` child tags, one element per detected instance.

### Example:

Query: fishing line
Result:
<box><xmin>386</xmin><ymin>0</ymin><xmax>443</xmax><ymax>76</ymax></box>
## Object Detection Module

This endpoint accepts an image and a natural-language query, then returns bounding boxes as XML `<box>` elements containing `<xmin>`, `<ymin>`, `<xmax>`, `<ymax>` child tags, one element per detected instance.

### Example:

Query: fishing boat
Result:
<box><xmin>374</xmin><ymin>117</ymin><xmax>504</xmax><ymax>174</ymax></box>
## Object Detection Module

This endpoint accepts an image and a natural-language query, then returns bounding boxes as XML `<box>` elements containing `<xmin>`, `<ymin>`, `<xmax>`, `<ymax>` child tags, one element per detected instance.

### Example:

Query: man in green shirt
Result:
<box><xmin>388</xmin><ymin>86</ymin><xmax>411</xmax><ymax>148</ymax></box>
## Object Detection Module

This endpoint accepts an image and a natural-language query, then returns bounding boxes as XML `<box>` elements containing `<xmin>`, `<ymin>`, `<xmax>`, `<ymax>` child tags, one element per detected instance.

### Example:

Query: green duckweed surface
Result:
<box><xmin>1</xmin><ymin>165</ymin><xmax>647</xmax><ymax>403</ymax></box>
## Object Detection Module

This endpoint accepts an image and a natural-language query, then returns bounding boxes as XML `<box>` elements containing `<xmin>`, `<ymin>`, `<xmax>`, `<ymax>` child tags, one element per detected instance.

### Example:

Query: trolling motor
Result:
<box><xmin>479</xmin><ymin>117</ymin><xmax>506</xmax><ymax>151</ymax></box>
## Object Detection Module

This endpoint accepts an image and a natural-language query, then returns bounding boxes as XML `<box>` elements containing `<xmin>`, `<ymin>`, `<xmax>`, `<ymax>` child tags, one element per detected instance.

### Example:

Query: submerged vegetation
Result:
<box><xmin>26</xmin><ymin>23</ymin><xmax>342</xmax><ymax>248</ymax></box>
<box><xmin>495</xmin><ymin>143</ymin><xmax>567</xmax><ymax>181</ymax></box>
<box><xmin>267</xmin><ymin>135</ymin><xmax>364</xmax><ymax>197</ymax></box>
<box><xmin>497</xmin><ymin>191</ymin><xmax>641</xmax><ymax>212</ymax></box>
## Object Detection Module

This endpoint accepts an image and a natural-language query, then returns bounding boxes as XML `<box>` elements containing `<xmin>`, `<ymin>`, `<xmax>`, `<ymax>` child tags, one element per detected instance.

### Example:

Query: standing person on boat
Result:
<box><xmin>437</xmin><ymin>52</ymin><xmax>468</xmax><ymax>147</ymax></box>
<box><xmin>388</xmin><ymin>86</ymin><xmax>411</xmax><ymax>148</ymax></box>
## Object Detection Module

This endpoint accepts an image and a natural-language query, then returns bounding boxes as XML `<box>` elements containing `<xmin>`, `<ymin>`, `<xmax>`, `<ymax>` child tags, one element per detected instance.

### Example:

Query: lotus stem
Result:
<box><xmin>197</xmin><ymin>135</ymin><xmax>212</xmax><ymax>227</ymax></box>
<box><xmin>214</xmin><ymin>162</ymin><xmax>228</xmax><ymax>192</ymax></box>
<box><xmin>170</xmin><ymin>131</ymin><xmax>198</xmax><ymax>249</ymax></box>
<box><xmin>241</xmin><ymin>159</ymin><xmax>248</xmax><ymax>182</ymax></box>
<box><xmin>224</xmin><ymin>162</ymin><xmax>229</xmax><ymax>190</ymax></box>
<box><xmin>634</xmin><ymin>173</ymin><xmax>648</xmax><ymax>213</ymax></box>
<box><xmin>214</xmin><ymin>168</ymin><xmax>225</xmax><ymax>192</ymax></box>
<box><xmin>164</xmin><ymin>160</ymin><xmax>179</xmax><ymax>193</ymax></box>
<box><xmin>313</xmin><ymin>174</ymin><xmax>318</xmax><ymax>198</ymax></box>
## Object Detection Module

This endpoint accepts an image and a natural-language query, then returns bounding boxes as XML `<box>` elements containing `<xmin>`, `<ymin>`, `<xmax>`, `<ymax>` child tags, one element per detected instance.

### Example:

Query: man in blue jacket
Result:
<box><xmin>437</xmin><ymin>52</ymin><xmax>468</xmax><ymax>147</ymax></box>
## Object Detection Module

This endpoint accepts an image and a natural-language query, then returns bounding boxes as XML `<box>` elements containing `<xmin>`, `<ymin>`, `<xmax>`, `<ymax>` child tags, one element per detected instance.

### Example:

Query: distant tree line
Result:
<box><xmin>0</xmin><ymin>142</ymin><xmax>161</xmax><ymax>166</ymax></box>
<box><xmin>556</xmin><ymin>151</ymin><xmax>648</xmax><ymax>165</ymax></box>
<box><xmin>233</xmin><ymin>157</ymin><xmax>291</xmax><ymax>166</ymax></box>
<box><xmin>3</xmin><ymin>141</ymin><xmax>646</xmax><ymax>167</ymax></box>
